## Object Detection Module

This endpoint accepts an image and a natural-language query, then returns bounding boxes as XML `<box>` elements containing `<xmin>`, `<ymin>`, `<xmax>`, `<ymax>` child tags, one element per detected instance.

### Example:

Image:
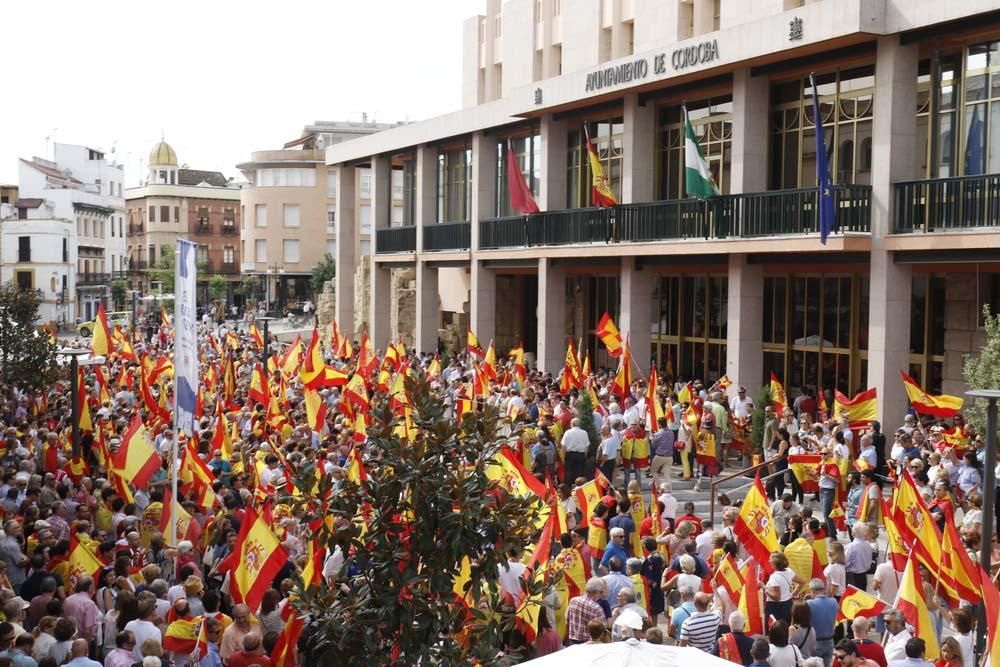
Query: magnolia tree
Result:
<box><xmin>963</xmin><ymin>304</ymin><xmax>1000</xmax><ymax>435</ymax></box>
<box><xmin>289</xmin><ymin>374</ymin><xmax>556</xmax><ymax>666</ymax></box>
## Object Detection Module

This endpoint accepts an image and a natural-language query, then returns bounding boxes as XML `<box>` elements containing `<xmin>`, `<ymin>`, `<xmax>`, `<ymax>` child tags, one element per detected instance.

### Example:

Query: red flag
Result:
<box><xmin>505</xmin><ymin>141</ymin><xmax>539</xmax><ymax>214</ymax></box>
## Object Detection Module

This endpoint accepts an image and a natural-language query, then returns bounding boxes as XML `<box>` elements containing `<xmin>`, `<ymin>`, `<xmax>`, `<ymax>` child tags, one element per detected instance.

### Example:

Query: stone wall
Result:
<box><xmin>316</xmin><ymin>278</ymin><xmax>336</xmax><ymax>327</ymax></box>
<box><xmin>391</xmin><ymin>268</ymin><xmax>416</xmax><ymax>347</ymax></box>
<box><xmin>941</xmin><ymin>272</ymin><xmax>989</xmax><ymax>396</ymax></box>
<box><xmin>353</xmin><ymin>255</ymin><xmax>371</xmax><ymax>339</ymax></box>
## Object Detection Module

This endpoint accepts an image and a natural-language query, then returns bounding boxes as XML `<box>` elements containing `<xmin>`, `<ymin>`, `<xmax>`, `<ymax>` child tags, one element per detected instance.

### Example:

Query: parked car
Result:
<box><xmin>77</xmin><ymin>310</ymin><xmax>131</xmax><ymax>337</ymax></box>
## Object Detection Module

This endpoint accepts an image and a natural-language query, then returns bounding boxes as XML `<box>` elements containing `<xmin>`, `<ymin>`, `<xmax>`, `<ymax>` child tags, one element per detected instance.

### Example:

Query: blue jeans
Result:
<box><xmin>814</xmin><ymin>639</ymin><xmax>834</xmax><ymax>667</ymax></box>
<box><xmin>820</xmin><ymin>487</ymin><xmax>837</xmax><ymax>537</ymax></box>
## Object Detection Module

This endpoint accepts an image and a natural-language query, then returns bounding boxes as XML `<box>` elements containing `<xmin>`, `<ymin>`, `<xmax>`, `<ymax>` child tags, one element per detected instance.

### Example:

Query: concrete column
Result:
<box><xmin>540</xmin><ymin>114</ymin><xmax>567</xmax><ymax>211</ymax></box>
<box><xmin>620</xmin><ymin>256</ymin><xmax>652</xmax><ymax>375</ymax></box>
<box><xmin>693</xmin><ymin>0</ymin><xmax>714</xmax><ymax>36</ymax></box>
<box><xmin>470</xmin><ymin>259</ymin><xmax>496</xmax><ymax>345</ymax></box>
<box><xmin>415</xmin><ymin>144</ymin><xmax>437</xmax><ymax>252</ymax></box>
<box><xmin>370</xmin><ymin>154</ymin><xmax>391</xmax><ymax>234</ymax></box>
<box><xmin>726</xmin><ymin>254</ymin><xmax>764</xmax><ymax>396</ymax></box>
<box><xmin>369</xmin><ymin>263</ymin><xmax>392</xmax><ymax>349</ymax></box>
<box><xmin>415</xmin><ymin>261</ymin><xmax>439</xmax><ymax>353</ymax></box>
<box><xmin>730</xmin><ymin>68</ymin><xmax>769</xmax><ymax>194</ymax></box>
<box><xmin>334</xmin><ymin>165</ymin><xmax>357</xmax><ymax>336</ymax></box>
<box><xmin>537</xmin><ymin>258</ymin><xmax>566</xmax><ymax>373</ymax></box>
<box><xmin>471</xmin><ymin>131</ymin><xmax>496</xmax><ymax>249</ymax></box>
<box><xmin>623</xmin><ymin>93</ymin><xmax>656</xmax><ymax>204</ymax></box>
<box><xmin>868</xmin><ymin>36</ymin><xmax>918</xmax><ymax>429</ymax></box>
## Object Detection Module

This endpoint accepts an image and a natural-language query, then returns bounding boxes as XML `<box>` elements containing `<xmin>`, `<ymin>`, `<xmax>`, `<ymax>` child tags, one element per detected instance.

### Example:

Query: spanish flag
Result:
<box><xmin>737</xmin><ymin>561</ymin><xmax>764</xmax><ymax>635</ymax></box>
<box><xmin>467</xmin><ymin>328</ymin><xmax>484</xmax><ymax>359</ymax></box>
<box><xmin>941</xmin><ymin>510</ymin><xmax>981</xmax><ymax>605</ymax></box>
<box><xmin>486</xmin><ymin>446</ymin><xmax>547</xmax><ymax>501</ymax></box>
<box><xmin>585</xmin><ymin>126</ymin><xmax>617</xmax><ymax>208</ymax></box>
<box><xmin>834</xmin><ymin>388</ymin><xmax>878</xmax><ymax>429</ymax></box>
<box><xmin>892</xmin><ymin>471</ymin><xmax>944</xmax><ymax>577</ymax></box>
<box><xmin>248</xmin><ymin>364</ymin><xmax>269</xmax><ymax>408</ymax></box>
<box><xmin>357</xmin><ymin>332</ymin><xmax>377</xmax><ymax>378</ymax></box>
<box><xmin>677</xmin><ymin>382</ymin><xmax>693</xmax><ymax>405</ymax></box>
<box><xmin>111</xmin><ymin>414</ymin><xmax>162</xmax><ymax>489</ymax></box>
<box><xmin>343</xmin><ymin>373</ymin><xmax>370</xmax><ymax>412</ymax></box>
<box><xmin>645</xmin><ymin>367</ymin><xmax>665</xmax><ymax>433</ymax></box>
<box><xmin>508</xmin><ymin>344</ymin><xmax>526</xmax><ymax>386</ymax></box>
<box><xmin>77</xmin><ymin>369</ymin><xmax>93</xmax><ymax>433</ymax></box>
<box><xmin>836</xmin><ymin>585</ymin><xmax>887</xmax><ymax>622</ymax></box>
<box><xmin>91</xmin><ymin>304</ymin><xmax>112</xmax><ymax>357</ymax></box>
<box><xmin>271</xmin><ymin>612</ymin><xmax>305</xmax><ymax>667</ymax></box>
<box><xmin>249</xmin><ymin>323</ymin><xmax>264</xmax><ymax>351</ymax></box>
<box><xmin>897</xmin><ymin>552</ymin><xmax>940</xmax><ymax>660</ymax></box>
<box><xmin>483</xmin><ymin>340</ymin><xmax>498</xmax><ymax>380</ymax></box>
<box><xmin>161</xmin><ymin>306</ymin><xmax>171</xmax><ymax>327</ymax></box>
<box><xmin>561</xmin><ymin>339</ymin><xmax>585</xmax><ymax>393</ymax></box>
<box><xmin>303</xmin><ymin>387</ymin><xmax>328</xmax><ymax>433</ymax></box>
<box><xmin>733</xmin><ymin>472</ymin><xmax>780</xmax><ymax>576</ymax></box>
<box><xmin>163</xmin><ymin>615</ymin><xmax>202</xmax><ymax>654</ymax></box>
<box><xmin>595</xmin><ymin>311</ymin><xmax>623</xmax><ymax>357</ymax></box>
<box><xmin>611</xmin><ymin>337</ymin><xmax>633</xmax><ymax>401</ymax></box>
<box><xmin>230</xmin><ymin>505</ymin><xmax>287</xmax><ymax>613</ymax></box>
<box><xmin>770</xmin><ymin>372</ymin><xmax>788</xmax><ymax>417</ymax></box>
<box><xmin>345</xmin><ymin>447</ymin><xmax>368</xmax><ymax>485</ymax></box>
<box><xmin>427</xmin><ymin>352</ymin><xmax>442</xmax><ymax>378</ymax></box>
<box><xmin>900</xmin><ymin>371</ymin><xmax>963</xmax><ymax>418</ymax></box>
<box><xmin>68</xmin><ymin>534</ymin><xmax>103</xmax><ymax>583</ymax></box>
<box><xmin>712</xmin><ymin>553</ymin><xmax>745</xmax><ymax>600</ymax></box>
<box><xmin>980</xmin><ymin>567</ymin><xmax>1000</xmax><ymax>667</ymax></box>
<box><xmin>788</xmin><ymin>453</ymin><xmax>823</xmax><ymax>494</ymax></box>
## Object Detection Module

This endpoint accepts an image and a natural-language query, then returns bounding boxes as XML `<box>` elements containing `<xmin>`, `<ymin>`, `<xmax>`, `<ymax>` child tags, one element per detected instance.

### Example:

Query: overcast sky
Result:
<box><xmin>0</xmin><ymin>0</ymin><xmax>482</xmax><ymax>186</ymax></box>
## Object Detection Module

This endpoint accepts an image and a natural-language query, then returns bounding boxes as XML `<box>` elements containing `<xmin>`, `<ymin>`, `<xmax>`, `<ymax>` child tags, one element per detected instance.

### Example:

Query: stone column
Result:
<box><xmin>415</xmin><ymin>144</ymin><xmax>437</xmax><ymax>252</ymax></box>
<box><xmin>368</xmin><ymin>155</ymin><xmax>392</xmax><ymax>346</ymax></box>
<box><xmin>692</xmin><ymin>0</ymin><xmax>714</xmax><ymax>36</ymax></box>
<box><xmin>537</xmin><ymin>258</ymin><xmax>566</xmax><ymax>373</ymax></box>
<box><xmin>867</xmin><ymin>36</ymin><xmax>917</xmax><ymax>428</ymax></box>
<box><xmin>622</xmin><ymin>93</ymin><xmax>656</xmax><ymax>204</ymax></box>
<box><xmin>725</xmin><ymin>67</ymin><xmax>768</xmax><ymax>396</ymax></box>
<box><xmin>334</xmin><ymin>165</ymin><xmax>357</xmax><ymax>336</ymax></box>
<box><xmin>470</xmin><ymin>260</ymin><xmax>496</xmax><ymax>346</ymax></box>
<box><xmin>726</xmin><ymin>255</ymin><xmax>764</xmax><ymax>392</ymax></box>
<box><xmin>415</xmin><ymin>261</ymin><xmax>439</xmax><ymax>353</ymax></box>
<box><xmin>620</xmin><ymin>256</ymin><xmax>652</xmax><ymax>375</ymax></box>
<box><xmin>540</xmin><ymin>114</ymin><xmax>567</xmax><ymax>211</ymax></box>
<box><xmin>471</xmin><ymin>130</ymin><xmax>497</xmax><ymax>249</ymax></box>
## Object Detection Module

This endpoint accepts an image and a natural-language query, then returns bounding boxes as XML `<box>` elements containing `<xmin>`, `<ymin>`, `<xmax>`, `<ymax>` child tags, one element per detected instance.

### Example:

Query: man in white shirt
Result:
<box><xmin>694</xmin><ymin>523</ymin><xmax>716</xmax><ymax>561</ymax></box>
<box><xmin>729</xmin><ymin>387</ymin><xmax>754</xmax><ymax>420</ymax></box>
<box><xmin>658</xmin><ymin>484</ymin><xmax>679</xmax><ymax>527</ymax></box>
<box><xmin>881</xmin><ymin>609</ymin><xmax>913</xmax><ymax>664</ymax></box>
<box><xmin>497</xmin><ymin>547</ymin><xmax>527</xmax><ymax>597</ymax></box>
<box><xmin>562</xmin><ymin>418</ymin><xmax>591</xmax><ymax>484</ymax></box>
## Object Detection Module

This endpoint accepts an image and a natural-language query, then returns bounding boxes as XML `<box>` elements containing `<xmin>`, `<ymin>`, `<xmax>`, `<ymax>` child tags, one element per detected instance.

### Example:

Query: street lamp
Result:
<box><xmin>57</xmin><ymin>348</ymin><xmax>90</xmax><ymax>458</ymax></box>
<box><xmin>131</xmin><ymin>290</ymin><xmax>139</xmax><ymax>344</ymax></box>
<box><xmin>256</xmin><ymin>316</ymin><xmax>276</xmax><ymax>371</ymax></box>
<box><xmin>965</xmin><ymin>388</ymin><xmax>999</xmax><ymax>665</ymax></box>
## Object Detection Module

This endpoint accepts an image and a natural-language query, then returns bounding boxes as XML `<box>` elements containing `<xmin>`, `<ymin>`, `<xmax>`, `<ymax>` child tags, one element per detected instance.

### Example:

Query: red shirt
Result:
<box><xmin>676</xmin><ymin>513</ymin><xmax>702</xmax><ymax>535</ymax></box>
<box><xmin>855</xmin><ymin>639</ymin><xmax>887</xmax><ymax>667</ymax></box>
<box><xmin>228</xmin><ymin>652</ymin><xmax>273</xmax><ymax>667</ymax></box>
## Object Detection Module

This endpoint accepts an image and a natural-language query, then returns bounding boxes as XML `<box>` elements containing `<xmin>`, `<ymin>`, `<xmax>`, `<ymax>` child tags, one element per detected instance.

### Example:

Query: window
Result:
<box><xmin>224</xmin><ymin>246</ymin><xmax>235</xmax><ymax>264</ymax></box>
<box><xmin>149</xmin><ymin>206</ymin><xmax>156</xmax><ymax>223</ymax></box>
<box><xmin>327</xmin><ymin>206</ymin><xmax>336</xmax><ymax>234</ymax></box>
<box><xmin>437</xmin><ymin>147</ymin><xmax>472</xmax><ymax>223</ymax></box>
<box><xmin>283</xmin><ymin>204</ymin><xmax>301</xmax><ymax>228</ymax></box>
<box><xmin>148</xmin><ymin>245</ymin><xmax>156</xmax><ymax>263</ymax></box>
<box><xmin>401</xmin><ymin>158</ymin><xmax>417</xmax><ymax>226</ymax></box>
<box><xmin>62</xmin><ymin>238</ymin><xmax>68</xmax><ymax>263</ymax></box>
<box><xmin>360</xmin><ymin>239</ymin><xmax>372</xmax><ymax>256</ymax></box>
<box><xmin>360</xmin><ymin>170</ymin><xmax>372</xmax><ymax>200</ymax></box>
<box><xmin>255</xmin><ymin>204</ymin><xmax>266</xmax><ymax>228</ymax></box>
<box><xmin>327</xmin><ymin>170</ymin><xmax>337</xmax><ymax>198</ymax></box>
<box><xmin>327</xmin><ymin>240</ymin><xmax>336</xmax><ymax>256</ymax></box>
<box><xmin>160</xmin><ymin>206</ymin><xmax>170</xmax><ymax>223</ymax></box>
<box><xmin>119</xmin><ymin>218</ymin><xmax>123</xmax><ymax>237</ymax></box>
<box><xmin>391</xmin><ymin>170</ymin><xmax>403</xmax><ymax>200</ymax></box>
<box><xmin>255</xmin><ymin>168</ymin><xmax>317</xmax><ymax>187</ymax></box>
<box><xmin>566</xmin><ymin>119</ymin><xmax>624</xmax><ymax>208</ymax></box>
<box><xmin>360</xmin><ymin>205</ymin><xmax>372</xmax><ymax>234</ymax></box>
<box><xmin>283</xmin><ymin>239</ymin><xmax>300</xmax><ymax>263</ymax></box>
<box><xmin>391</xmin><ymin>205</ymin><xmax>404</xmax><ymax>226</ymax></box>
<box><xmin>18</xmin><ymin>237</ymin><xmax>30</xmax><ymax>263</ymax></box>
<box><xmin>111</xmin><ymin>218</ymin><xmax>115</xmax><ymax>237</ymax></box>
<box><xmin>657</xmin><ymin>97</ymin><xmax>733</xmax><ymax>199</ymax></box>
<box><xmin>197</xmin><ymin>247</ymin><xmax>209</xmax><ymax>266</ymax></box>
<box><xmin>495</xmin><ymin>14</ymin><xmax>502</xmax><ymax>38</ymax></box>
<box><xmin>909</xmin><ymin>274</ymin><xmax>946</xmax><ymax>393</ymax></box>
<box><xmin>174</xmin><ymin>206</ymin><xmax>180</xmax><ymax>222</ymax></box>
<box><xmin>198</xmin><ymin>207</ymin><xmax>209</xmax><ymax>229</ymax></box>
<box><xmin>15</xmin><ymin>271</ymin><xmax>31</xmax><ymax>292</ymax></box>
<box><xmin>496</xmin><ymin>134</ymin><xmax>542</xmax><ymax>216</ymax></box>
<box><xmin>255</xmin><ymin>239</ymin><xmax>267</xmax><ymax>263</ymax></box>
<box><xmin>649</xmin><ymin>275</ymin><xmax>728</xmax><ymax>382</ymax></box>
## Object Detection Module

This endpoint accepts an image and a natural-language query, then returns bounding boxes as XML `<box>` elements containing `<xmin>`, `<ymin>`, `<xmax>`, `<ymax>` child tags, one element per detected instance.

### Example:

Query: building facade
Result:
<box><xmin>328</xmin><ymin>0</ymin><xmax>1000</xmax><ymax>428</ymax></box>
<box><xmin>125</xmin><ymin>141</ymin><xmax>243</xmax><ymax>304</ymax></box>
<box><xmin>14</xmin><ymin>144</ymin><xmax>125</xmax><ymax>322</ymax></box>
<box><xmin>237</xmin><ymin>120</ymin><xmax>404</xmax><ymax>311</ymax></box>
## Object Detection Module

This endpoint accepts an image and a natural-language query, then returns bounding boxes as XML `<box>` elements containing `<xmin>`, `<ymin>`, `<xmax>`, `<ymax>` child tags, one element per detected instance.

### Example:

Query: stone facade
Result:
<box><xmin>391</xmin><ymin>268</ymin><xmax>416</xmax><ymax>347</ymax></box>
<box><xmin>942</xmin><ymin>272</ymin><xmax>989</xmax><ymax>397</ymax></box>
<box><xmin>353</xmin><ymin>255</ymin><xmax>371</xmax><ymax>338</ymax></box>
<box><xmin>316</xmin><ymin>278</ymin><xmax>336</xmax><ymax>327</ymax></box>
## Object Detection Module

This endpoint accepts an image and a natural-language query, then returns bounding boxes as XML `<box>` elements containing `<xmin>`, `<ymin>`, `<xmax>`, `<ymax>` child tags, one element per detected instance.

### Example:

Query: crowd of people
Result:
<box><xmin>0</xmin><ymin>312</ymin><xmax>996</xmax><ymax>667</ymax></box>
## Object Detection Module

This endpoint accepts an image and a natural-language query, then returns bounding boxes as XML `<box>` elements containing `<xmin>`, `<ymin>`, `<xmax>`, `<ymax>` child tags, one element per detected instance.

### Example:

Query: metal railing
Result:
<box><xmin>895</xmin><ymin>173</ymin><xmax>1000</xmax><ymax>232</ymax></box>
<box><xmin>708</xmin><ymin>456</ymin><xmax>781</xmax><ymax>525</ymax></box>
<box><xmin>77</xmin><ymin>273</ymin><xmax>111</xmax><ymax>286</ymax></box>
<box><xmin>478</xmin><ymin>185</ymin><xmax>872</xmax><ymax>249</ymax></box>
<box><xmin>221</xmin><ymin>225</ymin><xmax>238</xmax><ymax>235</ymax></box>
<box><xmin>127</xmin><ymin>224</ymin><xmax>144</xmax><ymax>235</ymax></box>
<box><xmin>376</xmin><ymin>226</ymin><xmax>416</xmax><ymax>253</ymax></box>
<box><xmin>423</xmin><ymin>221</ymin><xmax>471</xmax><ymax>251</ymax></box>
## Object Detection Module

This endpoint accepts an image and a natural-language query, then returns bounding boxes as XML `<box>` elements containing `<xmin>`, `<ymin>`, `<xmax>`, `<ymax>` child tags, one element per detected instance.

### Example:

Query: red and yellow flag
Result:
<box><xmin>940</xmin><ymin>510</ymin><xmax>981</xmax><ymax>605</ymax></box>
<box><xmin>467</xmin><ymin>328</ymin><xmax>484</xmax><ymax>359</ymax></box>
<box><xmin>271</xmin><ymin>612</ymin><xmax>305</xmax><ymax>667</ymax></box>
<box><xmin>770</xmin><ymin>372</ymin><xmax>788</xmax><ymax>417</ymax></box>
<box><xmin>836</xmin><ymin>585</ymin><xmax>887</xmax><ymax>622</ymax></box>
<box><xmin>900</xmin><ymin>371</ymin><xmax>963</xmax><ymax>418</ymax></box>
<box><xmin>834</xmin><ymin>388</ymin><xmax>878</xmax><ymax>429</ymax></box>
<box><xmin>586</xmin><ymin>129</ymin><xmax>617</xmax><ymax>207</ymax></box>
<box><xmin>68</xmin><ymin>533</ymin><xmax>104</xmax><ymax>584</ymax></box>
<box><xmin>595</xmin><ymin>311</ymin><xmax>623</xmax><ymax>358</ymax></box>
<box><xmin>230</xmin><ymin>505</ymin><xmax>287</xmax><ymax>612</ymax></box>
<box><xmin>560</xmin><ymin>339</ymin><xmax>584</xmax><ymax>393</ymax></box>
<box><xmin>645</xmin><ymin>367</ymin><xmax>665</xmax><ymax>433</ymax></box>
<box><xmin>163</xmin><ymin>615</ymin><xmax>201</xmax><ymax>654</ymax></box>
<box><xmin>303</xmin><ymin>387</ymin><xmax>328</xmax><ymax>433</ymax></box>
<box><xmin>249</xmin><ymin>323</ymin><xmax>264</xmax><ymax>351</ymax></box>
<box><xmin>737</xmin><ymin>561</ymin><xmax>764</xmax><ymax>635</ymax></box>
<box><xmin>788</xmin><ymin>454</ymin><xmax>823</xmax><ymax>494</ymax></box>
<box><xmin>733</xmin><ymin>472</ymin><xmax>779</xmax><ymax>576</ymax></box>
<box><xmin>111</xmin><ymin>414</ymin><xmax>162</xmax><ymax>490</ymax></box>
<box><xmin>892</xmin><ymin>471</ymin><xmax>944</xmax><ymax>578</ymax></box>
<box><xmin>91</xmin><ymin>304</ymin><xmax>112</xmax><ymax>357</ymax></box>
<box><xmin>427</xmin><ymin>352</ymin><xmax>442</xmax><ymax>378</ymax></box>
<box><xmin>712</xmin><ymin>553</ymin><xmax>744</xmax><ymax>601</ymax></box>
<box><xmin>611</xmin><ymin>337</ymin><xmax>633</xmax><ymax>401</ymax></box>
<box><xmin>980</xmin><ymin>567</ymin><xmax>1000</xmax><ymax>667</ymax></box>
<box><xmin>483</xmin><ymin>340</ymin><xmax>498</xmax><ymax>380</ymax></box>
<box><xmin>897</xmin><ymin>552</ymin><xmax>940</xmax><ymax>660</ymax></box>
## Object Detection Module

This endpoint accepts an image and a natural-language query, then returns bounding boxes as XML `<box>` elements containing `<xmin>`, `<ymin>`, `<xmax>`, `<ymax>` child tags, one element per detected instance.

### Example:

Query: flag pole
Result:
<box><xmin>170</xmin><ymin>241</ymin><xmax>181</xmax><ymax>550</ymax></box>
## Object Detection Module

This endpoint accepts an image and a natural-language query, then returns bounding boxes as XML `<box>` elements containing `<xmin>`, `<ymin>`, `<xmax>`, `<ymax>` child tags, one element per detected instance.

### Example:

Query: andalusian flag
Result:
<box><xmin>896</xmin><ymin>552</ymin><xmax>940</xmax><ymax>660</ymax></box>
<box><xmin>900</xmin><ymin>371</ymin><xmax>963</xmax><ymax>418</ymax></box>
<box><xmin>837</xmin><ymin>585</ymin><xmax>887</xmax><ymax>622</ymax></box>
<box><xmin>684</xmin><ymin>105</ymin><xmax>720</xmax><ymax>199</ymax></box>
<box><xmin>111</xmin><ymin>414</ymin><xmax>161</xmax><ymax>489</ymax></box>
<box><xmin>595</xmin><ymin>311</ymin><xmax>623</xmax><ymax>357</ymax></box>
<box><xmin>91</xmin><ymin>304</ymin><xmax>112</xmax><ymax>357</ymax></box>
<box><xmin>733</xmin><ymin>472</ymin><xmax>780</xmax><ymax>576</ymax></box>
<box><xmin>585</xmin><ymin>126</ymin><xmax>617</xmax><ymax>207</ymax></box>
<box><xmin>230</xmin><ymin>505</ymin><xmax>287</xmax><ymax>612</ymax></box>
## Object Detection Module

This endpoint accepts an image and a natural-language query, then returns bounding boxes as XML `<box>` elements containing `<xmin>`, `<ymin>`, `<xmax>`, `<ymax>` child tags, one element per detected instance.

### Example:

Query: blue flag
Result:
<box><xmin>811</xmin><ymin>74</ymin><xmax>836</xmax><ymax>245</ymax></box>
<box><xmin>965</xmin><ymin>105</ymin><xmax>984</xmax><ymax>176</ymax></box>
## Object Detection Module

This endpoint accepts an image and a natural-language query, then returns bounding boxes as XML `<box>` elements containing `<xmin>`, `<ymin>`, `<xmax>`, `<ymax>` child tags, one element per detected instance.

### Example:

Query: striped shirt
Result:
<box><xmin>680</xmin><ymin>609</ymin><xmax>722</xmax><ymax>652</ymax></box>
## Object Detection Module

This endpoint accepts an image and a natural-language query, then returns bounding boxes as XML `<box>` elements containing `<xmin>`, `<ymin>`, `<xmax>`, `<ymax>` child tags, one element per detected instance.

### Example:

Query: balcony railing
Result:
<box><xmin>221</xmin><ymin>225</ymin><xmax>238</xmax><ymax>235</ymax></box>
<box><xmin>196</xmin><ymin>223</ymin><xmax>212</xmax><ymax>234</ymax></box>
<box><xmin>77</xmin><ymin>273</ymin><xmax>110</xmax><ymax>286</ymax></box>
<box><xmin>423</xmin><ymin>221</ymin><xmax>471</xmax><ymax>251</ymax></box>
<box><xmin>894</xmin><ymin>173</ymin><xmax>1000</xmax><ymax>232</ymax></box>
<box><xmin>129</xmin><ymin>260</ymin><xmax>149</xmax><ymax>271</ymax></box>
<box><xmin>127</xmin><ymin>224</ymin><xmax>144</xmax><ymax>235</ymax></box>
<box><xmin>479</xmin><ymin>185</ymin><xmax>871</xmax><ymax>249</ymax></box>
<box><xmin>376</xmin><ymin>226</ymin><xmax>416</xmax><ymax>253</ymax></box>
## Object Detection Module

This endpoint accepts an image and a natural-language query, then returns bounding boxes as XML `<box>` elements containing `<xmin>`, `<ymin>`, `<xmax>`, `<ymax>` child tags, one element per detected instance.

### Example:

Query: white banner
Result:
<box><xmin>174</xmin><ymin>239</ymin><xmax>198</xmax><ymax>437</ymax></box>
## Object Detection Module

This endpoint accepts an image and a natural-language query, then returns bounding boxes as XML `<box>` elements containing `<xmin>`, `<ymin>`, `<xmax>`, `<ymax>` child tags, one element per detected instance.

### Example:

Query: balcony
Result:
<box><xmin>479</xmin><ymin>185</ymin><xmax>872</xmax><ymax>249</ymax></box>
<box><xmin>376</xmin><ymin>226</ymin><xmax>416</xmax><ymax>253</ymax></box>
<box><xmin>127</xmin><ymin>224</ymin><xmax>144</xmax><ymax>235</ymax></box>
<box><xmin>894</xmin><ymin>173</ymin><xmax>1000</xmax><ymax>233</ymax></box>
<box><xmin>77</xmin><ymin>273</ymin><xmax>110</xmax><ymax>286</ymax></box>
<box><xmin>196</xmin><ymin>221</ymin><xmax>212</xmax><ymax>234</ymax></box>
<box><xmin>129</xmin><ymin>260</ymin><xmax>149</xmax><ymax>271</ymax></box>
<box><xmin>221</xmin><ymin>224</ymin><xmax>238</xmax><ymax>235</ymax></box>
<box><xmin>423</xmin><ymin>221</ymin><xmax>471</xmax><ymax>252</ymax></box>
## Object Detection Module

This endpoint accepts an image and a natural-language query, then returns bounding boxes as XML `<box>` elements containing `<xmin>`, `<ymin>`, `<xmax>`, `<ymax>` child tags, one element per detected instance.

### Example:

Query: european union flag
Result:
<box><xmin>965</xmin><ymin>105</ymin><xmax>984</xmax><ymax>176</ymax></box>
<box><xmin>810</xmin><ymin>73</ymin><xmax>836</xmax><ymax>245</ymax></box>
